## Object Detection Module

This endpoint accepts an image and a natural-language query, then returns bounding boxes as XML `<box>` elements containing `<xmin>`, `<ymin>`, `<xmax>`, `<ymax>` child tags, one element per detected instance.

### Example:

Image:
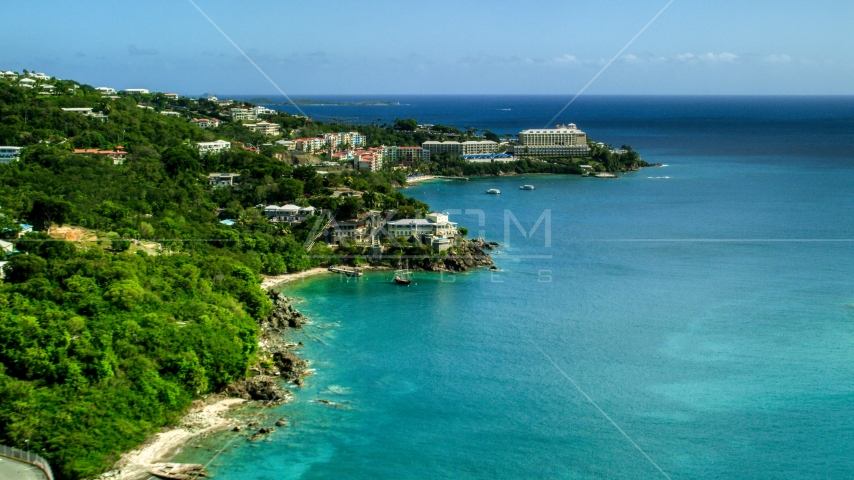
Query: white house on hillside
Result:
<box><xmin>230</xmin><ymin>108</ymin><xmax>257</xmax><ymax>121</ymax></box>
<box><xmin>387</xmin><ymin>212</ymin><xmax>459</xmax><ymax>241</ymax></box>
<box><xmin>195</xmin><ymin>140</ymin><xmax>231</xmax><ymax>156</ymax></box>
<box><xmin>96</xmin><ymin>87</ymin><xmax>116</xmax><ymax>94</ymax></box>
<box><xmin>0</xmin><ymin>147</ymin><xmax>23</xmax><ymax>164</ymax></box>
<box><xmin>244</xmin><ymin>121</ymin><xmax>280</xmax><ymax>136</ymax></box>
<box><xmin>191</xmin><ymin>118</ymin><xmax>221</xmax><ymax>129</ymax></box>
<box><xmin>264</xmin><ymin>205</ymin><xmax>317</xmax><ymax>223</ymax></box>
<box><xmin>208</xmin><ymin>173</ymin><xmax>240</xmax><ymax>187</ymax></box>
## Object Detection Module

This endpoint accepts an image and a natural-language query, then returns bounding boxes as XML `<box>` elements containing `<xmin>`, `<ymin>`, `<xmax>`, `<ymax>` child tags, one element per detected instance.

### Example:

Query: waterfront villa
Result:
<box><xmin>387</xmin><ymin>212</ymin><xmax>458</xmax><ymax>242</ymax></box>
<box><xmin>123</xmin><ymin>88</ymin><xmax>149</xmax><ymax>94</ymax></box>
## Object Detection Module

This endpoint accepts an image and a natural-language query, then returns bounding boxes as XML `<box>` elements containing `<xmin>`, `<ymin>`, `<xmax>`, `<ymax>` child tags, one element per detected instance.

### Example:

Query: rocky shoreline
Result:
<box><xmin>407</xmin><ymin>238</ymin><xmax>498</xmax><ymax>272</ymax></box>
<box><xmin>104</xmin><ymin>248</ymin><xmax>497</xmax><ymax>479</ymax></box>
<box><xmin>227</xmin><ymin>291</ymin><xmax>313</xmax><ymax>402</ymax></box>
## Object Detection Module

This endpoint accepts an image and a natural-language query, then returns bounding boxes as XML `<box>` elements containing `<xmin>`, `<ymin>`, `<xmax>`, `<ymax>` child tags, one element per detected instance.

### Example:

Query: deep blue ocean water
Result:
<box><xmin>180</xmin><ymin>96</ymin><xmax>854</xmax><ymax>479</ymax></box>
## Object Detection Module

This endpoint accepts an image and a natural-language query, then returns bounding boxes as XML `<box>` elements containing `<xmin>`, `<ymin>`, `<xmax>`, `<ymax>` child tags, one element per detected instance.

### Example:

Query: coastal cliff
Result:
<box><xmin>409</xmin><ymin>238</ymin><xmax>497</xmax><ymax>272</ymax></box>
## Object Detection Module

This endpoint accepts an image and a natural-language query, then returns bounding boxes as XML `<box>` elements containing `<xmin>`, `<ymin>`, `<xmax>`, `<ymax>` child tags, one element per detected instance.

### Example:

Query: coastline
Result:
<box><xmin>104</xmin><ymin>249</ymin><xmax>494</xmax><ymax>479</ymax></box>
<box><xmin>107</xmin><ymin>398</ymin><xmax>245</xmax><ymax>480</ymax></box>
<box><xmin>260</xmin><ymin>265</ymin><xmax>395</xmax><ymax>291</ymax></box>
<box><xmin>260</xmin><ymin>267</ymin><xmax>330</xmax><ymax>291</ymax></box>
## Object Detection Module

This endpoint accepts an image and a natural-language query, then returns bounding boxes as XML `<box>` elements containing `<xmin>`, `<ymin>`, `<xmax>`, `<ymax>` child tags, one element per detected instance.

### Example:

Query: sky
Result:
<box><xmin>1</xmin><ymin>0</ymin><xmax>852</xmax><ymax>96</ymax></box>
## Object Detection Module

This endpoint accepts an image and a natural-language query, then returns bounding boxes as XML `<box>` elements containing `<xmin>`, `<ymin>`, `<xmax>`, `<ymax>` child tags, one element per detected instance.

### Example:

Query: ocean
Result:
<box><xmin>179</xmin><ymin>96</ymin><xmax>854</xmax><ymax>479</ymax></box>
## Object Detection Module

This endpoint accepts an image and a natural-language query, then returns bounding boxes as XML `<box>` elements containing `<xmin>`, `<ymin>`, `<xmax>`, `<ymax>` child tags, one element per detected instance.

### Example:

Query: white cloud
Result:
<box><xmin>699</xmin><ymin>52</ymin><xmax>739</xmax><ymax>62</ymax></box>
<box><xmin>622</xmin><ymin>54</ymin><xmax>643</xmax><ymax>64</ymax></box>
<box><xmin>554</xmin><ymin>54</ymin><xmax>578</xmax><ymax>64</ymax></box>
<box><xmin>677</xmin><ymin>52</ymin><xmax>738</xmax><ymax>63</ymax></box>
<box><xmin>765</xmin><ymin>54</ymin><xmax>792</xmax><ymax>64</ymax></box>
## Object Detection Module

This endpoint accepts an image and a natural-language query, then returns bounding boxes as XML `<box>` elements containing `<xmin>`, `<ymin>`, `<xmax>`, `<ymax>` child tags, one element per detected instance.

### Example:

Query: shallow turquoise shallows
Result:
<box><xmin>179</xmin><ymin>97</ymin><xmax>854</xmax><ymax>479</ymax></box>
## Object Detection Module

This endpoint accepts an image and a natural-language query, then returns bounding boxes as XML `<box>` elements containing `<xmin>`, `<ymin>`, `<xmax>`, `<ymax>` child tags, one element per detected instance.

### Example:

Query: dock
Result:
<box><xmin>328</xmin><ymin>266</ymin><xmax>363</xmax><ymax>277</ymax></box>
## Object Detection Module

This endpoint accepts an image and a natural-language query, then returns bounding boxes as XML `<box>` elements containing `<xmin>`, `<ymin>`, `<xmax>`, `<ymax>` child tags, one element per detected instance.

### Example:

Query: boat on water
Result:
<box><xmin>520</xmin><ymin>185</ymin><xmax>535</xmax><ymax>190</ymax></box>
<box><xmin>394</xmin><ymin>269</ymin><xmax>412</xmax><ymax>285</ymax></box>
<box><xmin>486</xmin><ymin>189</ymin><xmax>501</xmax><ymax>194</ymax></box>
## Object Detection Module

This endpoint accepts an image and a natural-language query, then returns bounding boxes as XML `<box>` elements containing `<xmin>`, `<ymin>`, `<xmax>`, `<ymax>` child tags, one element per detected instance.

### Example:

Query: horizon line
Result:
<box><xmin>194</xmin><ymin>93</ymin><xmax>854</xmax><ymax>98</ymax></box>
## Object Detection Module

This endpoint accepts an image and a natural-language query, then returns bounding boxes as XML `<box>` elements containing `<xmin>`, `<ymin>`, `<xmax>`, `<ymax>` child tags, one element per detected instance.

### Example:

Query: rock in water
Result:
<box><xmin>225</xmin><ymin>375</ymin><xmax>291</xmax><ymax>404</ymax></box>
<box><xmin>274</xmin><ymin>350</ymin><xmax>310</xmax><ymax>383</ymax></box>
<box><xmin>263</xmin><ymin>292</ymin><xmax>308</xmax><ymax>332</ymax></box>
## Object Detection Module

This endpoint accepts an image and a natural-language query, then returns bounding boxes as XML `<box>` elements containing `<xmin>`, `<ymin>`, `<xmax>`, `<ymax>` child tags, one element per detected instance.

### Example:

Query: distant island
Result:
<box><xmin>250</xmin><ymin>98</ymin><xmax>402</xmax><ymax>106</ymax></box>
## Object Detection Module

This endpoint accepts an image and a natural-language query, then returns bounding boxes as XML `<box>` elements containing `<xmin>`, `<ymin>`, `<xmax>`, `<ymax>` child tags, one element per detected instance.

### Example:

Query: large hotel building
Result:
<box><xmin>422</xmin><ymin>140</ymin><xmax>499</xmax><ymax>156</ymax></box>
<box><xmin>510</xmin><ymin>123</ymin><xmax>590</xmax><ymax>157</ymax></box>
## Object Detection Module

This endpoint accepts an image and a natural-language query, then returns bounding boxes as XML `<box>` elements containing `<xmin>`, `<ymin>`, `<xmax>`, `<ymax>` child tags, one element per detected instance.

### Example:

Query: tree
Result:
<box><xmin>337</xmin><ymin>197</ymin><xmax>362</xmax><ymax>220</ymax></box>
<box><xmin>27</xmin><ymin>197</ymin><xmax>72</xmax><ymax>232</ymax></box>
<box><xmin>0</xmin><ymin>214</ymin><xmax>21</xmax><ymax>240</ymax></box>
<box><xmin>2</xmin><ymin>253</ymin><xmax>47</xmax><ymax>283</ymax></box>
<box><xmin>393</xmin><ymin>118</ymin><xmax>418</xmax><ymax>132</ymax></box>
<box><xmin>276</xmin><ymin>178</ymin><xmax>304</xmax><ymax>202</ymax></box>
<box><xmin>292</xmin><ymin>166</ymin><xmax>317</xmax><ymax>183</ymax></box>
<box><xmin>161</xmin><ymin>146</ymin><xmax>200</xmax><ymax>176</ymax></box>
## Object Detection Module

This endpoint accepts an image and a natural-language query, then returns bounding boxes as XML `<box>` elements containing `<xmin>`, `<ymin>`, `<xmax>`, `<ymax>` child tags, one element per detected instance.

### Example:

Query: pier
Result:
<box><xmin>328</xmin><ymin>266</ymin><xmax>363</xmax><ymax>277</ymax></box>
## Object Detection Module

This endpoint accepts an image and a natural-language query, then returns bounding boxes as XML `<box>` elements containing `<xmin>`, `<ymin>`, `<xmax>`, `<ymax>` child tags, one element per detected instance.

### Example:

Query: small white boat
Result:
<box><xmin>519</xmin><ymin>185</ymin><xmax>535</xmax><ymax>190</ymax></box>
<box><xmin>486</xmin><ymin>189</ymin><xmax>501</xmax><ymax>194</ymax></box>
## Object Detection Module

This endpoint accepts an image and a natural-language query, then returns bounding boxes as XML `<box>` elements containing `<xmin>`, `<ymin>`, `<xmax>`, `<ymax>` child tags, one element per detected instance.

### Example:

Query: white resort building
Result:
<box><xmin>511</xmin><ymin>123</ymin><xmax>590</xmax><ymax>157</ymax></box>
<box><xmin>422</xmin><ymin>140</ymin><xmax>498</xmax><ymax>156</ymax></box>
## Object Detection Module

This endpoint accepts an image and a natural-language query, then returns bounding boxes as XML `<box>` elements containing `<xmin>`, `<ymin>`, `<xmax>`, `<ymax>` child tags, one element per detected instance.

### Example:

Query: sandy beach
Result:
<box><xmin>109</xmin><ymin>398</ymin><xmax>245</xmax><ymax>480</ymax></box>
<box><xmin>404</xmin><ymin>175</ymin><xmax>465</xmax><ymax>185</ymax></box>
<box><xmin>260</xmin><ymin>267</ymin><xmax>331</xmax><ymax>291</ymax></box>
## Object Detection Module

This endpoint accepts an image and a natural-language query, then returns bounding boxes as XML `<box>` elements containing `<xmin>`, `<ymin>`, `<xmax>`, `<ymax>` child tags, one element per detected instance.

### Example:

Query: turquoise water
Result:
<box><xmin>177</xmin><ymin>98</ymin><xmax>854</xmax><ymax>478</ymax></box>
<box><xmin>181</xmin><ymin>160</ymin><xmax>854</xmax><ymax>479</ymax></box>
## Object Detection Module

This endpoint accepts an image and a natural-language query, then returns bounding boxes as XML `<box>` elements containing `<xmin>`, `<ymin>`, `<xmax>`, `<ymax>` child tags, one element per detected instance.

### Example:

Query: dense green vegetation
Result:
<box><xmin>0</xmin><ymin>75</ymin><xmax>644</xmax><ymax>479</ymax></box>
<box><xmin>0</xmin><ymin>78</ymin><xmax>425</xmax><ymax>479</ymax></box>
